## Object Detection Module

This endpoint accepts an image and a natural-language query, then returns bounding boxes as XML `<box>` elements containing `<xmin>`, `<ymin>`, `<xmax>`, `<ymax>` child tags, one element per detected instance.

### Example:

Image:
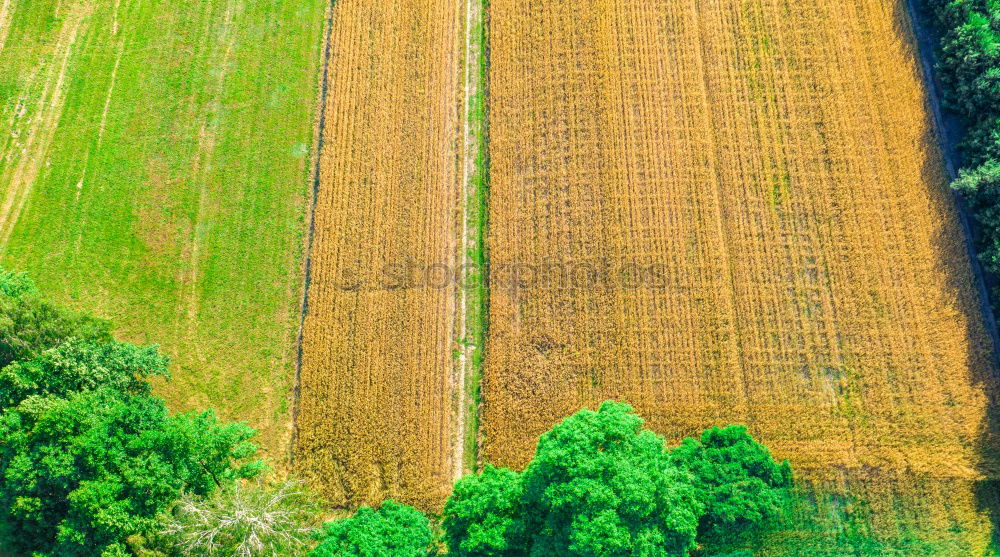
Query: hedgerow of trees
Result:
<box><xmin>0</xmin><ymin>266</ymin><xmax>792</xmax><ymax>556</ymax></box>
<box><xmin>437</xmin><ymin>402</ymin><xmax>792</xmax><ymax>557</ymax></box>
<box><xmin>321</xmin><ymin>403</ymin><xmax>791</xmax><ymax>557</ymax></box>
<box><xmin>924</xmin><ymin>0</ymin><xmax>1000</xmax><ymax>304</ymax></box>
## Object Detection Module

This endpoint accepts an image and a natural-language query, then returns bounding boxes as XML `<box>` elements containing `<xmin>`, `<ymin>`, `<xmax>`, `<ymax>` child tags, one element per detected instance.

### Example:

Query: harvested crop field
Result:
<box><xmin>0</xmin><ymin>0</ymin><xmax>326</xmax><ymax>456</ymax></box>
<box><xmin>484</xmin><ymin>0</ymin><xmax>1000</xmax><ymax>552</ymax></box>
<box><xmin>293</xmin><ymin>0</ymin><xmax>462</xmax><ymax>512</ymax></box>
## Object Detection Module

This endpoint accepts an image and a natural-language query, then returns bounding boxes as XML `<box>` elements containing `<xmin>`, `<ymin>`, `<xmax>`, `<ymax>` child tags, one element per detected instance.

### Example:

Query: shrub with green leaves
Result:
<box><xmin>311</xmin><ymin>501</ymin><xmax>432</xmax><ymax>557</ymax></box>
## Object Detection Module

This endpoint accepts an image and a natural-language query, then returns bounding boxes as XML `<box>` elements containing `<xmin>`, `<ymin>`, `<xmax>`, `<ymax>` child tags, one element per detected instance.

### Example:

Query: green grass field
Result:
<box><xmin>0</xmin><ymin>0</ymin><xmax>326</xmax><ymax>458</ymax></box>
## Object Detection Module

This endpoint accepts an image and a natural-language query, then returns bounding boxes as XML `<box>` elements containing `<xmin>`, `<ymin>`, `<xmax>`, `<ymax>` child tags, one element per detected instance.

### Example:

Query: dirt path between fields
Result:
<box><xmin>452</xmin><ymin>0</ymin><xmax>484</xmax><ymax>482</ymax></box>
<box><xmin>0</xmin><ymin>0</ymin><xmax>14</xmax><ymax>56</ymax></box>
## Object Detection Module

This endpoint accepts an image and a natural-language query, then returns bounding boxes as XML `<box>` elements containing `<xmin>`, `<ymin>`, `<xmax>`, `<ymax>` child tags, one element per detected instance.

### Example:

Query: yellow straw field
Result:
<box><xmin>485</xmin><ymin>0</ymin><xmax>999</xmax><ymax>549</ymax></box>
<box><xmin>294</xmin><ymin>0</ymin><xmax>462</xmax><ymax>512</ymax></box>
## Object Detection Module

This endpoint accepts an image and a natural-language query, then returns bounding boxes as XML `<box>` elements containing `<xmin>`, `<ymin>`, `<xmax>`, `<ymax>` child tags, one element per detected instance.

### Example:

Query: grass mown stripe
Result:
<box><xmin>459</xmin><ymin>0</ymin><xmax>490</xmax><ymax>476</ymax></box>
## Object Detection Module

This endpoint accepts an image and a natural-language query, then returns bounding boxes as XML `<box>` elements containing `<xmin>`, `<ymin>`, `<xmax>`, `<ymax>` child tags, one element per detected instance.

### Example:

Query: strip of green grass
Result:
<box><xmin>0</xmin><ymin>0</ymin><xmax>327</xmax><ymax>459</ymax></box>
<box><xmin>461</xmin><ymin>0</ymin><xmax>490</xmax><ymax>474</ymax></box>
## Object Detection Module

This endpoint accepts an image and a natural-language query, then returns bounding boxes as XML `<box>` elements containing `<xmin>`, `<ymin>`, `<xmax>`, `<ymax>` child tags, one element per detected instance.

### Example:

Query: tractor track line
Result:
<box><xmin>290</xmin><ymin>0</ymin><xmax>337</xmax><ymax>462</ymax></box>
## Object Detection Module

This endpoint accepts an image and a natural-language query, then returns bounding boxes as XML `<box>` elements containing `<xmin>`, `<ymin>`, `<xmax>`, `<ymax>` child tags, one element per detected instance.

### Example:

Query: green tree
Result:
<box><xmin>960</xmin><ymin>116</ymin><xmax>1000</xmax><ymax>167</ymax></box>
<box><xmin>311</xmin><ymin>501</ymin><xmax>432</xmax><ymax>557</ymax></box>
<box><xmin>934</xmin><ymin>6</ymin><xmax>1000</xmax><ymax>118</ymax></box>
<box><xmin>953</xmin><ymin>160</ymin><xmax>1000</xmax><ymax>276</ymax></box>
<box><xmin>0</xmin><ymin>271</ymin><xmax>266</xmax><ymax>557</ymax></box>
<box><xmin>519</xmin><ymin>402</ymin><xmax>703</xmax><ymax>557</ymax></box>
<box><xmin>670</xmin><ymin>426</ymin><xmax>792</xmax><ymax>540</ymax></box>
<box><xmin>443</xmin><ymin>465</ymin><xmax>526</xmax><ymax>557</ymax></box>
<box><xmin>0</xmin><ymin>352</ymin><xmax>264</xmax><ymax>555</ymax></box>
<box><xmin>443</xmin><ymin>402</ymin><xmax>792</xmax><ymax>557</ymax></box>
<box><xmin>0</xmin><ymin>338</ymin><xmax>164</xmax><ymax>407</ymax></box>
<box><xmin>0</xmin><ymin>268</ymin><xmax>111</xmax><ymax>368</ymax></box>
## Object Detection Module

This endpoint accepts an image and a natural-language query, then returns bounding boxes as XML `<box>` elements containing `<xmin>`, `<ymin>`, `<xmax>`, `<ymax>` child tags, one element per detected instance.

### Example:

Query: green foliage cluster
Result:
<box><xmin>0</xmin><ymin>270</ymin><xmax>111</xmax><ymax>368</ymax></box>
<box><xmin>671</xmin><ymin>426</ymin><xmax>793</xmax><ymax>541</ymax></box>
<box><xmin>311</xmin><ymin>501</ymin><xmax>433</xmax><ymax>557</ymax></box>
<box><xmin>439</xmin><ymin>402</ymin><xmax>790</xmax><ymax>556</ymax></box>
<box><xmin>314</xmin><ymin>403</ymin><xmax>790</xmax><ymax>557</ymax></box>
<box><xmin>924</xmin><ymin>0</ymin><xmax>1000</xmax><ymax>300</ymax></box>
<box><xmin>0</xmin><ymin>267</ymin><xmax>793</xmax><ymax>556</ymax></box>
<box><xmin>0</xmin><ymin>268</ymin><xmax>265</xmax><ymax>557</ymax></box>
<box><xmin>926</xmin><ymin>0</ymin><xmax>1000</xmax><ymax>121</ymax></box>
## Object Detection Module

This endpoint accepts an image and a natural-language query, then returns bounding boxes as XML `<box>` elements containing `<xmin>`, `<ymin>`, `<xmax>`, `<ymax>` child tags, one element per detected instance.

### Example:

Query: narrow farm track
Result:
<box><xmin>0</xmin><ymin>0</ymin><xmax>15</xmax><ymax>60</ymax></box>
<box><xmin>452</xmin><ymin>0</ymin><xmax>473</xmax><ymax>482</ymax></box>
<box><xmin>294</xmin><ymin>0</ymin><xmax>463</xmax><ymax>512</ymax></box>
<box><xmin>484</xmin><ymin>0</ymin><xmax>1000</xmax><ymax>552</ymax></box>
<box><xmin>452</xmin><ymin>0</ymin><xmax>488</xmax><ymax>481</ymax></box>
<box><xmin>0</xmin><ymin>3</ymin><xmax>91</xmax><ymax>250</ymax></box>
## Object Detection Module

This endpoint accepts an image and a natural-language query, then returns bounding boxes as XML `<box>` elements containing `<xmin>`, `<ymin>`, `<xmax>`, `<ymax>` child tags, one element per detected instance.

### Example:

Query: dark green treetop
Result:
<box><xmin>671</xmin><ymin>426</ymin><xmax>792</xmax><ymax>540</ymax></box>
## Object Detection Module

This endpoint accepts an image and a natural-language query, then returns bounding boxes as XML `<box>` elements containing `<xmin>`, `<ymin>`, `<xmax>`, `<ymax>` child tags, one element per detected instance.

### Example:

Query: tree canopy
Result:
<box><xmin>926</xmin><ymin>0</ymin><xmax>1000</xmax><ymax>310</ymax></box>
<box><xmin>444</xmin><ymin>465</ymin><xmax>526</xmax><ymax>557</ymax></box>
<box><xmin>671</xmin><ymin>425</ymin><xmax>792</xmax><ymax>540</ymax></box>
<box><xmin>152</xmin><ymin>480</ymin><xmax>321</xmax><ymax>557</ymax></box>
<box><xmin>311</xmin><ymin>501</ymin><xmax>433</xmax><ymax>557</ymax></box>
<box><xmin>442</xmin><ymin>402</ymin><xmax>792</xmax><ymax>557</ymax></box>
<box><xmin>0</xmin><ymin>267</ymin><xmax>264</xmax><ymax>557</ymax></box>
<box><xmin>518</xmin><ymin>402</ymin><xmax>704</xmax><ymax>557</ymax></box>
<box><xmin>0</xmin><ymin>270</ymin><xmax>111</xmax><ymax>368</ymax></box>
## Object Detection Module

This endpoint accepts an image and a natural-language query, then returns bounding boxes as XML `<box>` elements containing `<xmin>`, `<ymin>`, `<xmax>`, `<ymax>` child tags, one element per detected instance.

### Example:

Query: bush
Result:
<box><xmin>311</xmin><ymin>501</ymin><xmax>432</xmax><ymax>557</ymax></box>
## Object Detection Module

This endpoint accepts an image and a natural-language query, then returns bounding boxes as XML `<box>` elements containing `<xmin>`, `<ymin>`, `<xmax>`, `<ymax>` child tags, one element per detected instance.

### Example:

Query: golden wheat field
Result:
<box><xmin>485</xmin><ymin>0</ymin><xmax>1000</xmax><ymax>550</ymax></box>
<box><xmin>293</xmin><ymin>0</ymin><xmax>462</xmax><ymax>512</ymax></box>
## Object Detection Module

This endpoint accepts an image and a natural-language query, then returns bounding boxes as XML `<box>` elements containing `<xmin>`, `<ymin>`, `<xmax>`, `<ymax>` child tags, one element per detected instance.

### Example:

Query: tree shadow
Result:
<box><xmin>898</xmin><ymin>0</ymin><xmax>1000</xmax><ymax>548</ymax></box>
